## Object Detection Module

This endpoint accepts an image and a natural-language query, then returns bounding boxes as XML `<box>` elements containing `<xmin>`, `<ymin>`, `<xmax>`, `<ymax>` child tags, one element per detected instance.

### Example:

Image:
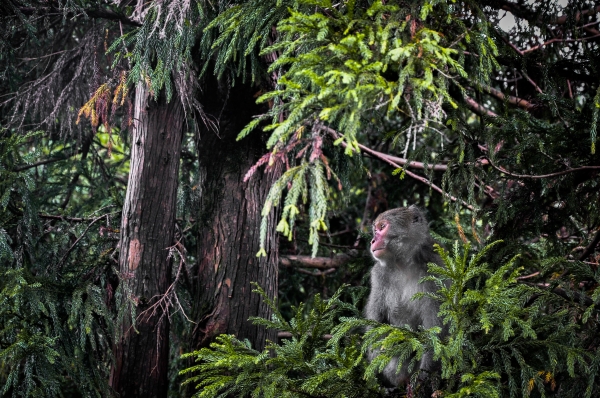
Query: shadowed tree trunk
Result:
<box><xmin>192</xmin><ymin>80</ymin><xmax>280</xmax><ymax>351</ymax></box>
<box><xmin>110</xmin><ymin>83</ymin><xmax>185</xmax><ymax>397</ymax></box>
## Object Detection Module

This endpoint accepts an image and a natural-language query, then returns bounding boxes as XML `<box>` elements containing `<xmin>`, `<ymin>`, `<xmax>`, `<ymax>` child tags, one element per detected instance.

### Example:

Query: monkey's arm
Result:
<box><xmin>364</xmin><ymin>287</ymin><xmax>386</xmax><ymax>323</ymax></box>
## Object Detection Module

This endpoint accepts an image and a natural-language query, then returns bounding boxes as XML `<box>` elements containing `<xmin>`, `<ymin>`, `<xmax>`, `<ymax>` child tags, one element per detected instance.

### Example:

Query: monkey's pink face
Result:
<box><xmin>370</xmin><ymin>219</ymin><xmax>390</xmax><ymax>259</ymax></box>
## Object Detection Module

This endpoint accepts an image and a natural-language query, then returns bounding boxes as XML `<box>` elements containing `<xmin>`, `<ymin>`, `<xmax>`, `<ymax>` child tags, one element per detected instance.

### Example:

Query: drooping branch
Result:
<box><xmin>526</xmin><ymin>282</ymin><xmax>594</xmax><ymax>307</ymax></box>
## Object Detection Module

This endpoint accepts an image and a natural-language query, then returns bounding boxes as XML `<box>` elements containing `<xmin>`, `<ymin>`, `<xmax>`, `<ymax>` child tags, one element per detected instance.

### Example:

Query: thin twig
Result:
<box><xmin>280</xmin><ymin>252</ymin><xmax>357</xmax><ymax>269</ymax></box>
<box><xmin>39</xmin><ymin>214</ymin><xmax>95</xmax><ymax>222</ymax></box>
<box><xmin>522</xmin><ymin>33</ymin><xmax>600</xmax><ymax>54</ymax></box>
<box><xmin>295</xmin><ymin>268</ymin><xmax>337</xmax><ymax>276</ymax></box>
<box><xmin>522</xmin><ymin>72</ymin><xmax>543</xmax><ymax>94</ymax></box>
<box><xmin>55</xmin><ymin>215</ymin><xmax>105</xmax><ymax>268</ymax></box>
<box><xmin>578</xmin><ymin>229</ymin><xmax>600</xmax><ymax>261</ymax></box>
<box><xmin>516</xmin><ymin>271</ymin><xmax>540</xmax><ymax>280</ymax></box>
<box><xmin>487</xmin><ymin>157</ymin><xmax>600</xmax><ymax>180</ymax></box>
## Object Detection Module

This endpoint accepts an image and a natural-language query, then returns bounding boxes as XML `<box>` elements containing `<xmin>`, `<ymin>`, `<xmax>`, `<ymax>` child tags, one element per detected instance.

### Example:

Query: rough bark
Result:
<box><xmin>192</xmin><ymin>80</ymin><xmax>280</xmax><ymax>351</ymax></box>
<box><xmin>110</xmin><ymin>83</ymin><xmax>184</xmax><ymax>397</ymax></box>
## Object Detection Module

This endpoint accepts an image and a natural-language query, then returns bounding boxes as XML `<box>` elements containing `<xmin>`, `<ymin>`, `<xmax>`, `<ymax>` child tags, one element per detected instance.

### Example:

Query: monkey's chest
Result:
<box><xmin>380</xmin><ymin>275</ymin><xmax>428</xmax><ymax>326</ymax></box>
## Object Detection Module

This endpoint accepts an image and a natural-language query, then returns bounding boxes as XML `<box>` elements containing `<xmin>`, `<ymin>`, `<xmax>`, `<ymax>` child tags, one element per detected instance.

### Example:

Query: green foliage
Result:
<box><xmin>183</xmin><ymin>241</ymin><xmax>600</xmax><ymax>397</ymax></box>
<box><xmin>180</xmin><ymin>283</ymin><xmax>381</xmax><ymax>398</ymax></box>
<box><xmin>241</xmin><ymin>0</ymin><xmax>500</xmax><ymax>256</ymax></box>
<box><xmin>0</xmin><ymin>128</ymin><xmax>118</xmax><ymax>396</ymax></box>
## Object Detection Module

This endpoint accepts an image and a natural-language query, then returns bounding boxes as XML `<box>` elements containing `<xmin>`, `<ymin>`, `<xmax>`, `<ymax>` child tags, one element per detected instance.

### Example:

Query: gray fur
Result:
<box><xmin>364</xmin><ymin>205</ymin><xmax>442</xmax><ymax>387</ymax></box>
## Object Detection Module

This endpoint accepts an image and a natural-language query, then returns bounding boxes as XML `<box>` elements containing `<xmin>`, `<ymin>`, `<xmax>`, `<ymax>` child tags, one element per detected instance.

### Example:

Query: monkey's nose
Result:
<box><xmin>370</xmin><ymin>238</ymin><xmax>375</xmax><ymax>244</ymax></box>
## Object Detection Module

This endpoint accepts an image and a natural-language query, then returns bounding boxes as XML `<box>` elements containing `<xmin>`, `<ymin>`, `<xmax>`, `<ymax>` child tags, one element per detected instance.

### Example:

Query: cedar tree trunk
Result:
<box><xmin>192</xmin><ymin>80</ymin><xmax>280</xmax><ymax>351</ymax></box>
<box><xmin>110</xmin><ymin>83</ymin><xmax>184</xmax><ymax>397</ymax></box>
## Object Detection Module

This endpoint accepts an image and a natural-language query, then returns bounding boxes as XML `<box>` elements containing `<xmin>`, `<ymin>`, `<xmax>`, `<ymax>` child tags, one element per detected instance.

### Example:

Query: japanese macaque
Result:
<box><xmin>364</xmin><ymin>205</ymin><xmax>443</xmax><ymax>387</ymax></box>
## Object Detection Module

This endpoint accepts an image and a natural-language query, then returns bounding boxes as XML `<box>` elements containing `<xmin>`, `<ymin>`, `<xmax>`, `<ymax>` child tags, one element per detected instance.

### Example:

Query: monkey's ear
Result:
<box><xmin>408</xmin><ymin>205</ymin><xmax>423</xmax><ymax>223</ymax></box>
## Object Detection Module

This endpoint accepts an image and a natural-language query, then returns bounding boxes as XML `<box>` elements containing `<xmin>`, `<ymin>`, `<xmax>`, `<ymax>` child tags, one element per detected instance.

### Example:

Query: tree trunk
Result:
<box><xmin>192</xmin><ymin>80</ymin><xmax>280</xmax><ymax>351</ymax></box>
<box><xmin>110</xmin><ymin>83</ymin><xmax>184</xmax><ymax>397</ymax></box>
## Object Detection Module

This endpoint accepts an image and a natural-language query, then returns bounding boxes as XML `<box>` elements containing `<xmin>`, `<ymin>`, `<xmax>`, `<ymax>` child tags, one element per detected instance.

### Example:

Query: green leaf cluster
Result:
<box><xmin>0</xmin><ymin>129</ymin><xmax>116</xmax><ymax>397</ymax></box>
<box><xmin>182</xmin><ymin>240</ymin><xmax>600</xmax><ymax>397</ymax></box>
<box><xmin>181</xmin><ymin>283</ymin><xmax>381</xmax><ymax>398</ymax></box>
<box><xmin>241</xmin><ymin>0</ymin><xmax>499</xmax><ymax>256</ymax></box>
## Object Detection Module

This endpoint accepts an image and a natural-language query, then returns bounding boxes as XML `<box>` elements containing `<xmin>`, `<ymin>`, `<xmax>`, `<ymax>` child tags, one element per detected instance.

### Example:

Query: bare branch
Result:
<box><xmin>464</xmin><ymin>97</ymin><xmax>498</xmax><ymax>118</ymax></box>
<box><xmin>487</xmin><ymin>157</ymin><xmax>600</xmax><ymax>180</ymax></box>
<box><xmin>516</xmin><ymin>271</ymin><xmax>540</xmax><ymax>280</ymax></box>
<box><xmin>483</xmin><ymin>86</ymin><xmax>534</xmax><ymax>110</ymax></box>
<box><xmin>280</xmin><ymin>252</ymin><xmax>357</xmax><ymax>269</ymax></box>
<box><xmin>522</xmin><ymin>33</ymin><xmax>600</xmax><ymax>54</ymax></box>
<box><xmin>295</xmin><ymin>268</ymin><xmax>337</xmax><ymax>276</ymax></box>
<box><xmin>553</xmin><ymin>6</ymin><xmax>600</xmax><ymax>25</ymax></box>
<box><xmin>522</xmin><ymin>72</ymin><xmax>543</xmax><ymax>94</ymax></box>
<box><xmin>321</xmin><ymin>127</ymin><xmax>475</xmax><ymax>211</ymax></box>
<box><xmin>14</xmin><ymin>149</ymin><xmax>79</xmax><ymax>171</ymax></box>
<box><xmin>319</xmin><ymin>125</ymin><xmax>448</xmax><ymax>171</ymax></box>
